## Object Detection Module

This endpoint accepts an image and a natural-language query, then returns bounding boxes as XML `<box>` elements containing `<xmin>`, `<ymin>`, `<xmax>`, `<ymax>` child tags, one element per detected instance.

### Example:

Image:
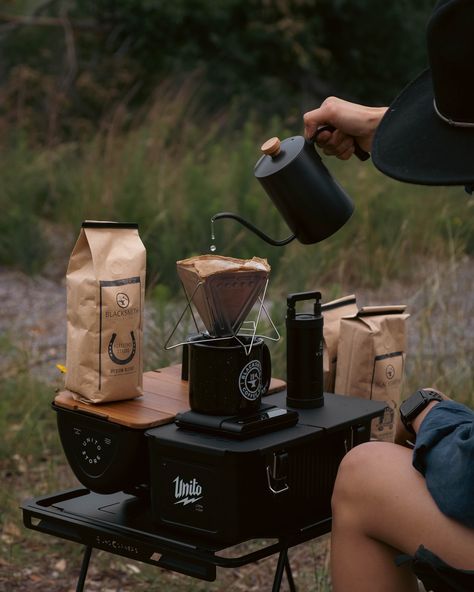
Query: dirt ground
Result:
<box><xmin>2</xmin><ymin>255</ymin><xmax>473</xmax><ymax>385</ymax></box>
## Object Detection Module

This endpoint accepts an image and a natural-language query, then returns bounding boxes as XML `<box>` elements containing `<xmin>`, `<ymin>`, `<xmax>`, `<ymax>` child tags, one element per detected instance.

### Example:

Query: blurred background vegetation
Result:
<box><xmin>2</xmin><ymin>0</ymin><xmax>452</xmax><ymax>284</ymax></box>
<box><xmin>1</xmin><ymin>1</ymin><xmax>473</xmax><ymax>590</ymax></box>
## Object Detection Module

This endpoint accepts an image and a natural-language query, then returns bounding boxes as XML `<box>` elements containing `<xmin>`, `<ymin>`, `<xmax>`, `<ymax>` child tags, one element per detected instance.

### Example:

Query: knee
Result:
<box><xmin>331</xmin><ymin>442</ymin><xmax>370</xmax><ymax>512</ymax></box>
<box><xmin>331</xmin><ymin>442</ymin><xmax>392</xmax><ymax>516</ymax></box>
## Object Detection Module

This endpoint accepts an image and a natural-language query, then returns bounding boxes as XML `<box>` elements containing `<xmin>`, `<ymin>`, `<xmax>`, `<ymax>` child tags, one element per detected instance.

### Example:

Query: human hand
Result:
<box><xmin>303</xmin><ymin>97</ymin><xmax>387</xmax><ymax>160</ymax></box>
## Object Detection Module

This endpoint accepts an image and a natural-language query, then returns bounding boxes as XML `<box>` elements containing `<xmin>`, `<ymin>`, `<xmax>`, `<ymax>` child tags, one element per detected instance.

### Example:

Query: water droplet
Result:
<box><xmin>210</xmin><ymin>218</ymin><xmax>217</xmax><ymax>252</ymax></box>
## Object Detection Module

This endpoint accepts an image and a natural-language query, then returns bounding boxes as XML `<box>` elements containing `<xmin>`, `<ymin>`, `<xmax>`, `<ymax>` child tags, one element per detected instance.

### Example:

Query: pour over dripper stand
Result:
<box><xmin>163</xmin><ymin>277</ymin><xmax>280</xmax><ymax>355</ymax></box>
<box><xmin>163</xmin><ymin>278</ymin><xmax>292</xmax><ymax>438</ymax></box>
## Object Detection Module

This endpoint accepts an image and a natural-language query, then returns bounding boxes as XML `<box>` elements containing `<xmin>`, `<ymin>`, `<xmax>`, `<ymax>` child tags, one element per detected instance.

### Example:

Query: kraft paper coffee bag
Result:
<box><xmin>65</xmin><ymin>221</ymin><xmax>146</xmax><ymax>403</ymax></box>
<box><xmin>321</xmin><ymin>294</ymin><xmax>357</xmax><ymax>392</ymax></box>
<box><xmin>334</xmin><ymin>305</ymin><xmax>409</xmax><ymax>441</ymax></box>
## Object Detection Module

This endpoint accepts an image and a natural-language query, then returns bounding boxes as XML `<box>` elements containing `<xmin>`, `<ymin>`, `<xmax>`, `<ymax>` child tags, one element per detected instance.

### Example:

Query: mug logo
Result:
<box><xmin>239</xmin><ymin>360</ymin><xmax>262</xmax><ymax>401</ymax></box>
<box><xmin>386</xmin><ymin>364</ymin><xmax>395</xmax><ymax>380</ymax></box>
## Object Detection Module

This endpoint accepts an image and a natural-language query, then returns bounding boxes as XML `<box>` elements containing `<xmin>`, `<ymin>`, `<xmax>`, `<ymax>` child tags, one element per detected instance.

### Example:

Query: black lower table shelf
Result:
<box><xmin>22</xmin><ymin>487</ymin><xmax>332</xmax><ymax>590</ymax></box>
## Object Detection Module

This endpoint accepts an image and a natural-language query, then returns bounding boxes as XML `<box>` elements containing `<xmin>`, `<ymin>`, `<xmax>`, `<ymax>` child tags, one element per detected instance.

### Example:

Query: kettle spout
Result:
<box><xmin>211</xmin><ymin>212</ymin><xmax>296</xmax><ymax>247</ymax></box>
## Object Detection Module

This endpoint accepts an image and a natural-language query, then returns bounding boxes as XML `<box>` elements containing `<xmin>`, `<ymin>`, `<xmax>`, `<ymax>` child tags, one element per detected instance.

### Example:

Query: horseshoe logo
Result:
<box><xmin>108</xmin><ymin>332</ymin><xmax>136</xmax><ymax>365</ymax></box>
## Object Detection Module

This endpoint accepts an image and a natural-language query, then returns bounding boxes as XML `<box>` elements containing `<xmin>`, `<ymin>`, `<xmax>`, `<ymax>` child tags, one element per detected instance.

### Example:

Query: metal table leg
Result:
<box><xmin>76</xmin><ymin>545</ymin><xmax>93</xmax><ymax>592</ymax></box>
<box><xmin>272</xmin><ymin>547</ymin><xmax>297</xmax><ymax>592</ymax></box>
<box><xmin>272</xmin><ymin>548</ymin><xmax>287</xmax><ymax>592</ymax></box>
<box><xmin>285</xmin><ymin>551</ymin><xmax>297</xmax><ymax>592</ymax></box>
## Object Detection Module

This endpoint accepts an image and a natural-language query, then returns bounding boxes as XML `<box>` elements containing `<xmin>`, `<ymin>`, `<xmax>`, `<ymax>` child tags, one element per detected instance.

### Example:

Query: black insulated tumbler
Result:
<box><xmin>286</xmin><ymin>291</ymin><xmax>324</xmax><ymax>408</ymax></box>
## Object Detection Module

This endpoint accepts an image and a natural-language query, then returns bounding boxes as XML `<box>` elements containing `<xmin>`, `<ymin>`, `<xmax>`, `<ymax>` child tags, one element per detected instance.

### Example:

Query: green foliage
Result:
<box><xmin>0</xmin><ymin>137</ymin><xmax>50</xmax><ymax>273</ymax></box>
<box><xmin>0</xmin><ymin>371</ymin><xmax>64</xmax><ymax>550</ymax></box>
<box><xmin>315</xmin><ymin>0</ymin><xmax>433</xmax><ymax>102</ymax></box>
<box><xmin>0</xmin><ymin>0</ymin><xmax>434</xmax><ymax>142</ymax></box>
<box><xmin>269</xmin><ymin>157</ymin><xmax>474</xmax><ymax>292</ymax></box>
<box><xmin>1</xmin><ymin>82</ymin><xmax>473</xmax><ymax>283</ymax></box>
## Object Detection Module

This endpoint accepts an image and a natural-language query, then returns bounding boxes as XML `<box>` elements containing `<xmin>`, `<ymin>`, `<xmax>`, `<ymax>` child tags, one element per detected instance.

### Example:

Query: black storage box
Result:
<box><xmin>53</xmin><ymin>404</ymin><xmax>150</xmax><ymax>495</ymax></box>
<box><xmin>51</xmin><ymin>367</ymin><xmax>192</xmax><ymax>496</ymax></box>
<box><xmin>147</xmin><ymin>392</ymin><xmax>385</xmax><ymax>544</ymax></box>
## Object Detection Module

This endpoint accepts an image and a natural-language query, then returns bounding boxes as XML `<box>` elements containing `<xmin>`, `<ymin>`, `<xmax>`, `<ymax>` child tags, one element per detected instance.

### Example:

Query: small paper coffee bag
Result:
<box><xmin>334</xmin><ymin>305</ymin><xmax>409</xmax><ymax>441</ymax></box>
<box><xmin>321</xmin><ymin>294</ymin><xmax>357</xmax><ymax>392</ymax></box>
<box><xmin>65</xmin><ymin>221</ymin><xmax>146</xmax><ymax>403</ymax></box>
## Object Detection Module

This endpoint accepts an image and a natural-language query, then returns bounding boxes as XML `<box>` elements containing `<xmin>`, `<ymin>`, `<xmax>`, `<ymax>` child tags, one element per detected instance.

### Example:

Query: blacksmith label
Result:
<box><xmin>98</xmin><ymin>277</ymin><xmax>141</xmax><ymax>389</ymax></box>
<box><xmin>239</xmin><ymin>360</ymin><xmax>262</xmax><ymax>401</ymax></box>
<box><xmin>371</xmin><ymin>352</ymin><xmax>404</xmax><ymax>441</ymax></box>
<box><xmin>371</xmin><ymin>351</ymin><xmax>404</xmax><ymax>395</ymax></box>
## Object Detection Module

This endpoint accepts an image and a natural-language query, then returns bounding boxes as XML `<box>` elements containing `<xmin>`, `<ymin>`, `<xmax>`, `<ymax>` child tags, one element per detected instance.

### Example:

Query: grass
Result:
<box><xmin>402</xmin><ymin>257</ymin><xmax>474</xmax><ymax>408</ymax></box>
<box><xmin>1</xmin><ymin>81</ymin><xmax>473</xmax><ymax>293</ymax></box>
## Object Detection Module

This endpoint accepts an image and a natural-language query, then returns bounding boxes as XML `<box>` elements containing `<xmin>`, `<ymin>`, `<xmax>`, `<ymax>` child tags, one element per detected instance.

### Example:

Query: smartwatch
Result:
<box><xmin>400</xmin><ymin>389</ymin><xmax>443</xmax><ymax>434</ymax></box>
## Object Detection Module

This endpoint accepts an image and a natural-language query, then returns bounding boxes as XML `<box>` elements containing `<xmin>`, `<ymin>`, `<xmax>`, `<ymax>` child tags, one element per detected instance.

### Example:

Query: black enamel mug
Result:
<box><xmin>188</xmin><ymin>336</ymin><xmax>271</xmax><ymax>416</ymax></box>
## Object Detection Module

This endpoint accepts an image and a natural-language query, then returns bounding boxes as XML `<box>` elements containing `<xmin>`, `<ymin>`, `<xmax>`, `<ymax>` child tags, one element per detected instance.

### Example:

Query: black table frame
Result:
<box><xmin>22</xmin><ymin>487</ymin><xmax>332</xmax><ymax>592</ymax></box>
<box><xmin>23</xmin><ymin>394</ymin><xmax>384</xmax><ymax>590</ymax></box>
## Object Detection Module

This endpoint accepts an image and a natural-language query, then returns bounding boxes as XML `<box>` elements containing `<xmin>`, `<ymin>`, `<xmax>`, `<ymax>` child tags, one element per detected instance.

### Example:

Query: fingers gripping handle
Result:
<box><xmin>311</xmin><ymin>123</ymin><xmax>370</xmax><ymax>161</ymax></box>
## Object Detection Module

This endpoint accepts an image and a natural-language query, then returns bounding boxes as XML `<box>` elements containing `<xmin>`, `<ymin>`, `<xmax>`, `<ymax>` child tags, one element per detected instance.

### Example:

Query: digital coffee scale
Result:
<box><xmin>175</xmin><ymin>404</ymin><xmax>299</xmax><ymax>438</ymax></box>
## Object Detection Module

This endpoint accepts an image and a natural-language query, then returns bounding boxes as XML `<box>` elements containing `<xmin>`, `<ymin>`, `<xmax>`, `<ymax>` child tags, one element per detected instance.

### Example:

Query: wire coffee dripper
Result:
<box><xmin>164</xmin><ymin>255</ymin><xmax>280</xmax><ymax>355</ymax></box>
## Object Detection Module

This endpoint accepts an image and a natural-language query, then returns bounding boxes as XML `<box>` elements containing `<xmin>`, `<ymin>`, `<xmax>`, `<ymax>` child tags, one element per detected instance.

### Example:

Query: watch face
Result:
<box><xmin>401</xmin><ymin>392</ymin><xmax>425</xmax><ymax>417</ymax></box>
<box><xmin>401</xmin><ymin>389</ymin><xmax>442</xmax><ymax>424</ymax></box>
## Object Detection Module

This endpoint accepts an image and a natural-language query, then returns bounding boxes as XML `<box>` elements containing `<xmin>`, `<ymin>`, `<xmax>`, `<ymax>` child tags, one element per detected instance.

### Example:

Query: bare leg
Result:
<box><xmin>331</xmin><ymin>442</ymin><xmax>474</xmax><ymax>592</ymax></box>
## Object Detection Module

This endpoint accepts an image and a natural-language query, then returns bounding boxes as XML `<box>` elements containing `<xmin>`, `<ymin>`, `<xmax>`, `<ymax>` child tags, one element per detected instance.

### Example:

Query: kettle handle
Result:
<box><xmin>311</xmin><ymin>124</ymin><xmax>370</xmax><ymax>162</ymax></box>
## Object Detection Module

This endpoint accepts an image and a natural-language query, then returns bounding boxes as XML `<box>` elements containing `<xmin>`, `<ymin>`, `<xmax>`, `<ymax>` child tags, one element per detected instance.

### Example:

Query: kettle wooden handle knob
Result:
<box><xmin>261</xmin><ymin>137</ymin><xmax>281</xmax><ymax>157</ymax></box>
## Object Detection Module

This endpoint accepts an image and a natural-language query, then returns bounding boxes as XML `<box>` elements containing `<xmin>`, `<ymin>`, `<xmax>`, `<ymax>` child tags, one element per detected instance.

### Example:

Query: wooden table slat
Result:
<box><xmin>54</xmin><ymin>365</ymin><xmax>286</xmax><ymax>429</ymax></box>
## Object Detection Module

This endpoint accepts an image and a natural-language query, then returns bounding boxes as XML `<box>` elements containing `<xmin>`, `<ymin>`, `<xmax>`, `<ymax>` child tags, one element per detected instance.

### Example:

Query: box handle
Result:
<box><xmin>266</xmin><ymin>451</ymin><xmax>289</xmax><ymax>495</ymax></box>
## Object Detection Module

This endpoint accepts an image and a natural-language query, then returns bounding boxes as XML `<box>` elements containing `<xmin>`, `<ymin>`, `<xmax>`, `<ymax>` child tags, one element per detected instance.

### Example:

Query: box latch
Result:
<box><xmin>266</xmin><ymin>451</ymin><xmax>289</xmax><ymax>495</ymax></box>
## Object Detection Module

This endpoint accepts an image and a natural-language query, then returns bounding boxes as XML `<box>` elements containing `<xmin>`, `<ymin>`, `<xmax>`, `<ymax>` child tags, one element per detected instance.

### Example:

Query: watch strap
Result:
<box><xmin>400</xmin><ymin>389</ymin><xmax>443</xmax><ymax>434</ymax></box>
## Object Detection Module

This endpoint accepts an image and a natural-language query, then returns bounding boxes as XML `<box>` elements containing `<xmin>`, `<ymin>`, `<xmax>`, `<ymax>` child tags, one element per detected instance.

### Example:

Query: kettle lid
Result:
<box><xmin>254</xmin><ymin>135</ymin><xmax>307</xmax><ymax>178</ymax></box>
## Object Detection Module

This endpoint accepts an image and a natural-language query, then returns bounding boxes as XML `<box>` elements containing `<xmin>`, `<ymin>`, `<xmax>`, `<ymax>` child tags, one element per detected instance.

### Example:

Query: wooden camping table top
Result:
<box><xmin>54</xmin><ymin>365</ymin><xmax>287</xmax><ymax>429</ymax></box>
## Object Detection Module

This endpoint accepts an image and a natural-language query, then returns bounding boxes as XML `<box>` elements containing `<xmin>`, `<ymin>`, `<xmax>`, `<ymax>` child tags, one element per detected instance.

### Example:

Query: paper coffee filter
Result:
<box><xmin>177</xmin><ymin>255</ymin><xmax>270</xmax><ymax>336</ymax></box>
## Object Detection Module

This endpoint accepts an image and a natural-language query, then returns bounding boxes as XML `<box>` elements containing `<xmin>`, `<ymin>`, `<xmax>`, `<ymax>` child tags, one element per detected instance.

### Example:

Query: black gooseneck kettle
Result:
<box><xmin>213</xmin><ymin>126</ymin><xmax>369</xmax><ymax>246</ymax></box>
